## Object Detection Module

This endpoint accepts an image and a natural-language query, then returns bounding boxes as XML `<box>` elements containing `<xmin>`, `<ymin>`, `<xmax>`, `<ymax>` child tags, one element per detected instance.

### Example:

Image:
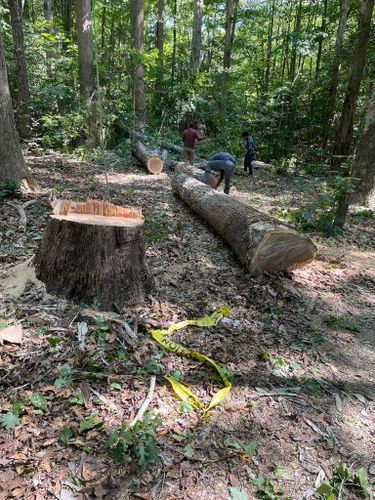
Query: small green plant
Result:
<box><xmin>323</xmin><ymin>316</ymin><xmax>359</xmax><ymax>332</ymax></box>
<box><xmin>54</xmin><ymin>363</ymin><xmax>73</xmax><ymax>388</ymax></box>
<box><xmin>0</xmin><ymin>179</ymin><xmax>21</xmax><ymax>199</ymax></box>
<box><xmin>253</xmin><ymin>474</ymin><xmax>284</xmax><ymax>499</ymax></box>
<box><xmin>107</xmin><ymin>411</ymin><xmax>161</xmax><ymax>467</ymax></box>
<box><xmin>228</xmin><ymin>487</ymin><xmax>249</xmax><ymax>500</ymax></box>
<box><xmin>271</xmin><ymin>156</ymin><xmax>296</xmax><ymax>176</ymax></box>
<box><xmin>316</xmin><ymin>462</ymin><xmax>370</xmax><ymax>499</ymax></box>
<box><xmin>352</xmin><ymin>209</ymin><xmax>374</xmax><ymax>219</ymax></box>
<box><xmin>144</xmin><ymin>214</ymin><xmax>170</xmax><ymax>243</ymax></box>
<box><xmin>30</xmin><ymin>392</ymin><xmax>48</xmax><ymax>413</ymax></box>
<box><xmin>91</xmin><ymin>319</ymin><xmax>109</xmax><ymax>344</ymax></box>
<box><xmin>78</xmin><ymin>413</ymin><xmax>104</xmax><ymax>433</ymax></box>
<box><xmin>135</xmin><ymin>350</ymin><xmax>164</xmax><ymax>376</ymax></box>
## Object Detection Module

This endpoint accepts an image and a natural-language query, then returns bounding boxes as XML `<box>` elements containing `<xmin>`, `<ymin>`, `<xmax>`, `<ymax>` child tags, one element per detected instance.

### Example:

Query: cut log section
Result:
<box><xmin>34</xmin><ymin>199</ymin><xmax>154</xmax><ymax>310</ymax></box>
<box><xmin>133</xmin><ymin>140</ymin><xmax>163</xmax><ymax>174</ymax></box>
<box><xmin>172</xmin><ymin>174</ymin><xmax>317</xmax><ymax>276</ymax></box>
<box><xmin>174</xmin><ymin>162</ymin><xmax>219</xmax><ymax>189</ymax></box>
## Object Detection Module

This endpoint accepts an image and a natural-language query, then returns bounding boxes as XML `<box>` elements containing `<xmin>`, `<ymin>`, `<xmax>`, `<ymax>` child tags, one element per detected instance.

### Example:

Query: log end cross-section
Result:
<box><xmin>34</xmin><ymin>200</ymin><xmax>154</xmax><ymax>310</ymax></box>
<box><xmin>132</xmin><ymin>140</ymin><xmax>164</xmax><ymax>174</ymax></box>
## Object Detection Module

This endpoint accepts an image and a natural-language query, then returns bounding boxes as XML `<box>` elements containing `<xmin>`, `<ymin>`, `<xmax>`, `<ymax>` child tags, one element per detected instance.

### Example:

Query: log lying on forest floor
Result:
<box><xmin>253</xmin><ymin>160</ymin><xmax>271</xmax><ymax>169</ymax></box>
<box><xmin>174</xmin><ymin>162</ymin><xmax>219</xmax><ymax>188</ymax></box>
<box><xmin>132</xmin><ymin>141</ymin><xmax>164</xmax><ymax>174</ymax></box>
<box><xmin>172</xmin><ymin>174</ymin><xmax>317</xmax><ymax>276</ymax></box>
<box><xmin>34</xmin><ymin>199</ymin><xmax>154</xmax><ymax>310</ymax></box>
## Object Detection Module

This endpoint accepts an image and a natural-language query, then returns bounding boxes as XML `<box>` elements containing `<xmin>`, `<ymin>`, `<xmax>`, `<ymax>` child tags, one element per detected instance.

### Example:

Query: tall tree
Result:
<box><xmin>44</xmin><ymin>0</ymin><xmax>54</xmax><ymax>31</ymax></box>
<box><xmin>351</xmin><ymin>83</ymin><xmax>375</xmax><ymax>205</ymax></box>
<box><xmin>156</xmin><ymin>0</ymin><xmax>164</xmax><ymax>91</ymax></box>
<box><xmin>130</xmin><ymin>0</ymin><xmax>145</xmax><ymax>126</ymax></box>
<box><xmin>190</xmin><ymin>0</ymin><xmax>203</xmax><ymax>81</ymax></box>
<box><xmin>315</xmin><ymin>0</ymin><xmax>328</xmax><ymax>82</ymax></box>
<box><xmin>75</xmin><ymin>0</ymin><xmax>97</xmax><ymax>143</ymax></box>
<box><xmin>171</xmin><ymin>0</ymin><xmax>177</xmax><ymax>84</ymax></box>
<box><xmin>289</xmin><ymin>0</ymin><xmax>302</xmax><ymax>82</ymax></box>
<box><xmin>221</xmin><ymin>0</ymin><xmax>238</xmax><ymax>111</ymax></box>
<box><xmin>8</xmin><ymin>0</ymin><xmax>31</xmax><ymax>139</ymax></box>
<box><xmin>321</xmin><ymin>0</ymin><xmax>350</xmax><ymax>152</ymax></box>
<box><xmin>0</xmin><ymin>30</ymin><xmax>31</xmax><ymax>184</ymax></box>
<box><xmin>264</xmin><ymin>0</ymin><xmax>275</xmax><ymax>92</ymax></box>
<box><xmin>331</xmin><ymin>0</ymin><xmax>374</xmax><ymax>172</ymax></box>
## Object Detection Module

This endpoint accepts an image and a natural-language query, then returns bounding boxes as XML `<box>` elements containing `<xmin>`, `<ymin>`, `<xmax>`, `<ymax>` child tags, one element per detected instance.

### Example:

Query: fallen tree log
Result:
<box><xmin>174</xmin><ymin>162</ymin><xmax>219</xmax><ymax>188</ymax></box>
<box><xmin>34</xmin><ymin>199</ymin><xmax>154</xmax><ymax>310</ymax></box>
<box><xmin>132</xmin><ymin>141</ymin><xmax>163</xmax><ymax>174</ymax></box>
<box><xmin>171</xmin><ymin>174</ymin><xmax>316</xmax><ymax>276</ymax></box>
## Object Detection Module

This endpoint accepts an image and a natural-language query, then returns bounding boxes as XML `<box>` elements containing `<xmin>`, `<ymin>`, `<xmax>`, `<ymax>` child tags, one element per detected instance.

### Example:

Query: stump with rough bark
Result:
<box><xmin>34</xmin><ymin>200</ymin><xmax>154</xmax><ymax>310</ymax></box>
<box><xmin>133</xmin><ymin>140</ymin><xmax>163</xmax><ymax>174</ymax></box>
<box><xmin>174</xmin><ymin>162</ymin><xmax>219</xmax><ymax>188</ymax></box>
<box><xmin>172</xmin><ymin>173</ymin><xmax>317</xmax><ymax>276</ymax></box>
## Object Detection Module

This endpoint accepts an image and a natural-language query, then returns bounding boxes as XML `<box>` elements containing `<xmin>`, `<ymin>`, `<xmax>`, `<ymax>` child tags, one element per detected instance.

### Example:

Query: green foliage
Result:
<box><xmin>91</xmin><ymin>319</ymin><xmax>109</xmax><ymax>344</ymax></box>
<box><xmin>286</xmin><ymin>175</ymin><xmax>356</xmax><ymax>236</ymax></box>
<box><xmin>30</xmin><ymin>392</ymin><xmax>48</xmax><ymax>412</ymax></box>
<box><xmin>106</xmin><ymin>411</ymin><xmax>161</xmax><ymax>467</ymax></box>
<box><xmin>353</xmin><ymin>209</ymin><xmax>374</xmax><ymax>219</ymax></box>
<box><xmin>54</xmin><ymin>363</ymin><xmax>73</xmax><ymax>388</ymax></box>
<box><xmin>323</xmin><ymin>316</ymin><xmax>359</xmax><ymax>332</ymax></box>
<box><xmin>1</xmin><ymin>411</ymin><xmax>20</xmax><ymax>431</ymax></box>
<box><xmin>0</xmin><ymin>179</ymin><xmax>21</xmax><ymax>199</ymax></box>
<box><xmin>253</xmin><ymin>474</ymin><xmax>284</xmax><ymax>499</ymax></box>
<box><xmin>228</xmin><ymin>487</ymin><xmax>248</xmax><ymax>500</ymax></box>
<box><xmin>144</xmin><ymin>214</ymin><xmax>170</xmax><ymax>243</ymax></box>
<box><xmin>316</xmin><ymin>462</ymin><xmax>370</xmax><ymax>500</ymax></box>
<box><xmin>78</xmin><ymin>413</ymin><xmax>104</xmax><ymax>433</ymax></box>
<box><xmin>59</xmin><ymin>427</ymin><xmax>74</xmax><ymax>446</ymax></box>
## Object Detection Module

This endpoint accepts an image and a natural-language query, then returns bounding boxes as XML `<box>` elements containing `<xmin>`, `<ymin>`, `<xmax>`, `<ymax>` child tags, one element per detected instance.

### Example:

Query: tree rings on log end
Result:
<box><xmin>147</xmin><ymin>157</ymin><xmax>163</xmax><ymax>174</ymax></box>
<box><xmin>249</xmin><ymin>226</ymin><xmax>317</xmax><ymax>276</ymax></box>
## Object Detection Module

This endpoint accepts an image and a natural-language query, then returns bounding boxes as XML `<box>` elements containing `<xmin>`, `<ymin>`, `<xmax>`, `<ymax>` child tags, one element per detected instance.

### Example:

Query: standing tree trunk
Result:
<box><xmin>221</xmin><ymin>0</ymin><xmax>238</xmax><ymax>111</ymax></box>
<box><xmin>190</xmin><ymin>0</ymin><xmax>203</xmax><ymax>81</ymax></box>
<box><xmin>156</xmin><ymin>0</ymin><xmax>164</xmax><ymax>91</ymax></box>
<box><xmin>171</xmin><ymin>0</ymin><xmax>177</xmax><ymax>85</ymax></box>
<box><xmin>331</xmin><ymin>0</ymin><xmax>374</xmax><ymax>172</ymax></box>
<box><xmin>0</xmin><ymin>30</ymin><xmax>32</xmax><ymax>184</ymax></box>
<box><xmin>63</xmin><ymin>0</ymin><xmax>72</xmax><ymax>37</ymax></box>
<box><xmin>75</xmin><ymin>0</ymin><xmax>97</xmax><ymax>144</ymax></box>
<box><xmin>264</xmin><ymin>0</ymin><xmax>275</xmax><ymax>92</ymax></box>
<box><xmin>44</xmin><ymin>0</ymin><xmax>54</xmax><ymax>30</ymax></box>
<box><xmin>321</xmin><ymin>0</ymin><xmax>350</xmax><ymax>153</ymax></box>
<box><xmin>130</xmin><ymin>0</ymin><xmax>145</xmax><ymax>127</ymax></box>
<box><xmin>349</xmin><ymin>83</ymin><xmax>375</xmax><ymax>206</ymax></box>
<box><xmin>8</xmin><ymin>0</ymin><xmax>31</xmax><ymax>140</ymax></box>
<box><xmin>315</xmin><ymin>0</ymin><xmax>328</xmax><ymax>82</ymax></box>
<box><xmin>289</xmin><ymin>0</ymin><xmax>302</xmax><ymax>82</ymax></box>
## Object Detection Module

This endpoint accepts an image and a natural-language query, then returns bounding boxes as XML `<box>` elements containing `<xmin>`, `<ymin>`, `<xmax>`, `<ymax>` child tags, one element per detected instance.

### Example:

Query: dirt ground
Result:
<box><xmin>0</xmin><ymin>153</ymin><xmax>374</xmax><ymax>500</ymax></box>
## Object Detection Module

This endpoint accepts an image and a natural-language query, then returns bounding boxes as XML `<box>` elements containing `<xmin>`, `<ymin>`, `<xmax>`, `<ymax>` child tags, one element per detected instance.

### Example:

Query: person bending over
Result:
<box><xmin>242</xmin><ymin>131</ymin><xmax>256</xmax><ymax>175</ymax></box>
<box><xmin>203</xmin><ymin>152</ymin><xmax>236</xmax><ymax>195</ymax></box>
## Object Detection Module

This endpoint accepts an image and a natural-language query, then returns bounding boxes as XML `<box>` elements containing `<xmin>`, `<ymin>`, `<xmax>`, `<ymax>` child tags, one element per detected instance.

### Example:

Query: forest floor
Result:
<box><xmin>0</xmin><ymin>152</ymin><xmax>374</xmax><ymax>500</ymax></box>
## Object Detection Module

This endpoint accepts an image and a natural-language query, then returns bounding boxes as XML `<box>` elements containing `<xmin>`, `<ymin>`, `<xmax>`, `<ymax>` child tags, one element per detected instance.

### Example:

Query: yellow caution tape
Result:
<box><xmin>150</xmin><ymin>307</ymin><xmax>232</xmax><ymax>418</ymax></box>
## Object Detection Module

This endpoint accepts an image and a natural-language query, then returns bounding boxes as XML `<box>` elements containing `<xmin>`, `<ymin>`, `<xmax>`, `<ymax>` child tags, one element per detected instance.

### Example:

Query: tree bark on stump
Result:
<box><xmin>133</xmin><ymin>140</ymin><xmax>164</xmax><ymax>174</ymax></box>
<box><xmin>174</xmin><ymin>162</ymin><xmax>219</xmax><ymax>188</ymax></box>
<box><xmin>34</xmin><ymin>200</ymin><xmax>153</xmax><ymax>310</ymax></box>
<box><xmin>172</xmin><ymin>173</ymin><xmax>316</xmax><ymax>276</ymax></box>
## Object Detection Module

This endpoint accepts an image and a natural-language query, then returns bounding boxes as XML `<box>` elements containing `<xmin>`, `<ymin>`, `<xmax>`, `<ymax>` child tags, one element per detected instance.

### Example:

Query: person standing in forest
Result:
<box><xmin>182</xmin><ymin>123</ymin><xmax>205</xmax><ymax>164</ymax></box>
<box><xmin>242</xmin><ymin>131</ymin><xmax>256</xmax><ymax>175</ymax></box>
<box><xmin>203</xmin><ymin>152</ymin><xmax>236</xmax><ymax>194</ymax></box>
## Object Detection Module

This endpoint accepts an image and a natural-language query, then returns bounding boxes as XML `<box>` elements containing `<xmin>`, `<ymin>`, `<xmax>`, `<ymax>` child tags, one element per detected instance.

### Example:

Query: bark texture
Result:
<box><xmin>321</xmin><ymin>0</ymin><xmax>349</xmax><ymax>151</ymax></box>
<box><xmin>34</xmin><ymin>200</ymin><xmax>153</xmax><ymax>310</ymax></box>
<box><xmin>75</xmin><ymin>0</ymin><xmax>97</xmax><ymax>143</ymax></box>
<box><xmin>190</xmin><ymin>0</ymin><xmax>203</xmax><ymax>80</ymax></box>
<box><xmin>0</xmin><ymin>30</ymin><xmax>30</xmax><ymax>183</ymax></box>
<box><xmin>331</xmin><ymin>0</ymin><xmax>374</xmax><ymax>170</ymax></box>
<box><xmin>221</xmin><ymin>0</ymin><xmax>238</xmax><ymax>110</ymax></box>
<box><xmin>174</xmin><ymin>162</ymin><xmax>218</xmax><ymax>188</ymax></box>
<box><xmin>132</xmin><ymin>141</ymin><xmax>163</xmax><ymax>174</ymax></box>
<box><xmin>8</xmin><ymin>0</ymin><xmax>31</xmax><ymax>139</ymax></box>
<box><xmin>172</xmin><ymin>174</ymin><xmax>317</xmax><ymax>276</ymax></box>
<box><xmin>351</xmin><ymin>82</ymin><xmax>375</xmax><ymax>205</ymax></box>
<box><xmin>131</xmin><ymin>0</ymin><xmax>145</xmax><ymax>125</ymax></box>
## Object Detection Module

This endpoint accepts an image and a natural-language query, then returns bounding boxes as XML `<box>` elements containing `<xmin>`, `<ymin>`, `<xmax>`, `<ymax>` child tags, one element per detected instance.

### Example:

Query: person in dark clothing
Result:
<box><xmin>242</xmin><ymin>131</ymin><xmax>256</xmax><ymax>175</ymax></box>
<box><xmin>182</xmin><ymin>123</ymin><xmax>205</xmax><ymax>164</ymax></box>
<box><xmin>203</xmin><ymin>152</ymin><xmax>236</xmax><ymax>194</ymax></box>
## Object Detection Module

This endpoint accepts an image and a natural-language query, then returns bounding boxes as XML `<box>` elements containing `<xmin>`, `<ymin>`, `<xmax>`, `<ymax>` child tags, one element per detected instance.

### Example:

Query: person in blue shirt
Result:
<box><xmin>203</xmin><ymin>152</ymin><xmax>236</xmax><ymax>194</ymax></box>
<box><xmin>242</xmin><ymin>131</ymin><xmax>256</xmax><ymax>175</ymax></box>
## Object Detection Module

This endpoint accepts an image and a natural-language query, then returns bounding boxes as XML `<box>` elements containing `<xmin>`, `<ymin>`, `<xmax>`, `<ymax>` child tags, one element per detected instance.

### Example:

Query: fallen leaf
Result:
<box><xmin>0</xmin><ymin>324</ymin><xmax>23</xmax><ymax>344</ymax></box>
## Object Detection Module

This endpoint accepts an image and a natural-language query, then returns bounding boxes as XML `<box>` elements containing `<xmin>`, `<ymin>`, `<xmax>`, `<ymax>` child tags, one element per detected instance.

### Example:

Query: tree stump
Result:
<box><xmin>34</xmin><ymin>200</ymin><xmax>154</xmax><ymax>310</ymax></box>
